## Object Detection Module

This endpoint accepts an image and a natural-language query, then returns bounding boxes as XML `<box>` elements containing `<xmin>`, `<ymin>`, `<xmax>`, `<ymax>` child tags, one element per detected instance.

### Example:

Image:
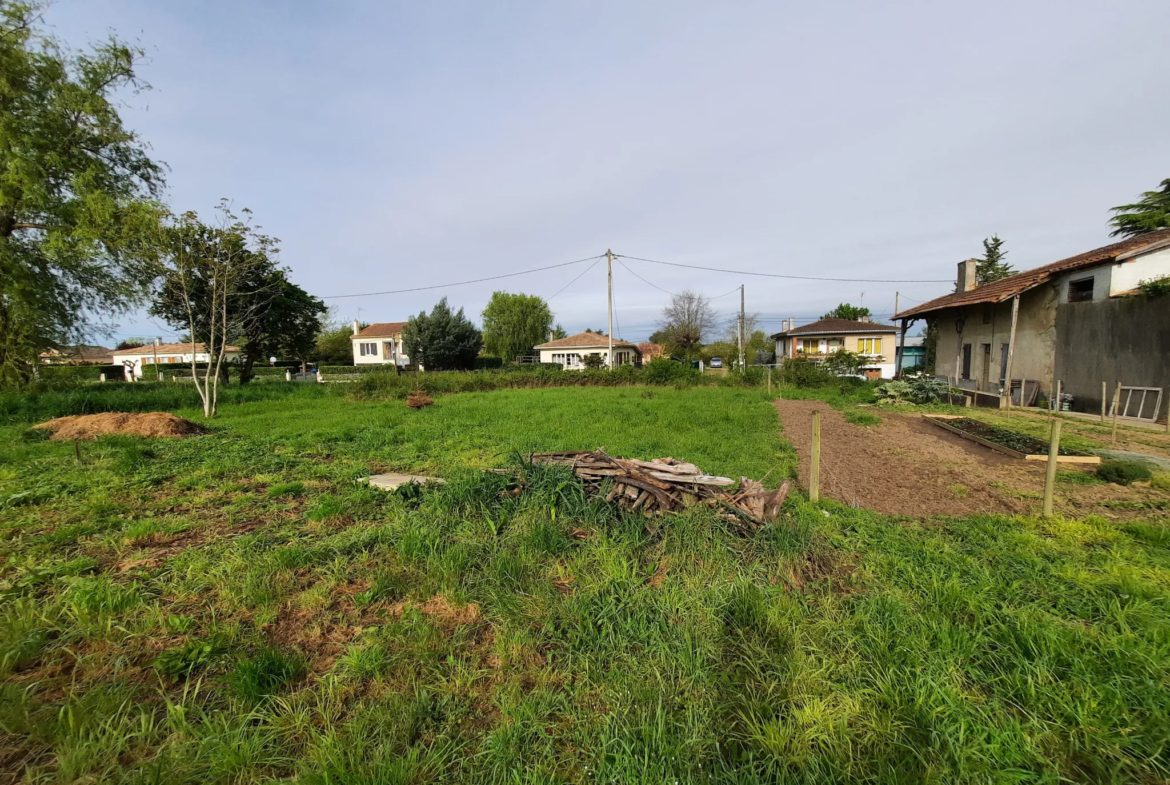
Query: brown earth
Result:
<box><xmin>34</xmin><ymin>412</ymin><xmax>207</xmax><ymax>440</ymax></box>
<box><xmin>775</xmin><ymin>400</ymin><xmax>1170</xmax><ymax>519</ymax></box>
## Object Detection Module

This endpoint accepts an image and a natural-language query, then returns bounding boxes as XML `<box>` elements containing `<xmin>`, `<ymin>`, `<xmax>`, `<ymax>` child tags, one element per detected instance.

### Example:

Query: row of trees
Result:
<box><xmin>0</xmin><ymin>2</ymin><xmax>327</xmax><ymax>415</ymax></box>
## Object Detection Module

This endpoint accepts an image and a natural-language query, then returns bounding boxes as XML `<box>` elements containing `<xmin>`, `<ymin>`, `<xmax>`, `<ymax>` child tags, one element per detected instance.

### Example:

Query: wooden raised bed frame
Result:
<box><xmin>924</xmin><ymin>415</ymin><xmax>1102</xmax><ymax>464</ymax></box>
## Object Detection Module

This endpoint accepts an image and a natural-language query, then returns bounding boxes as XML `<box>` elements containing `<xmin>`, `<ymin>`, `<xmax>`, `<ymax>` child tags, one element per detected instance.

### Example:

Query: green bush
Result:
<box><xmin>36</xmin><ymin>364</ymin><xmax>124</xmax><ymax>386</ymax></box>
<box><xmin>474</xmin><ymin>355</ymin><xmax>504</xmax><ymax>370</ymax></box>
<box><xmin>642</xmin><ymin>358</ymin><xmax>701</xmax><ymax>385</ymax></box>
<box><xmin>907</xmin><ymin>374</ymin><xmax>949</xmax><ymax>404</ymax></box>
<box><xmin>1097</xmin><ymin>460</ymin><xmax>1153</xmax><ymax>486</ymax></box>
<box><xmin>777</xmin><ymin>358</ymin><xmax>834</xmax><ymax>388</ymax></box>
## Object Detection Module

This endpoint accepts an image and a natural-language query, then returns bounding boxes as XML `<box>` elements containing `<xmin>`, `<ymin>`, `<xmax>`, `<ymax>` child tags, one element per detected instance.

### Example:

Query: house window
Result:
<box><xmin>359</xmin><ymin>342</ymin><xmax>377</xmax><ymax>356</ymax></box>
<box><xmin>1068</xmin><ymin>277</ymin><xmax>1094</xmax><ymax>302</ymax></box>
<box><xmin>857</xmin><ymin>338</ymin><xmax>882</xmax><ymax>355</ymax></box>
<box><xmin>800</xmin><ymin>339</ymin><xmax>819</xmax><ymax>354</ymax></box>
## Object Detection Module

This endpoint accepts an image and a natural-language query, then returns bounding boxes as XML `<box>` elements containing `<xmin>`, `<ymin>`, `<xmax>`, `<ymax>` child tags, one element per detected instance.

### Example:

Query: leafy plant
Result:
<box><xmin>581</xmin><ymin>353</ymin><xmax>605</xmax><ymax>369</ymax></box>
<box><xmin>153</xmin><ymin>637</ymin><xmax>225</xmax><ymax>679</ymax></box>
<box><xmin>1137</xmin><ymin>274</ymin><xmax>1170</xmax><ymax>298</ymax></box>
<box><xmin>1097</xmin><ymin>460</ymin><xmax>1153</xmax><ymax>486</ymax></box>
<box><xmin>874</xmin><ymin>380</ymin><xmax>912</xmax><ymax>404</ymax></box>
<box><xmin>907</xmin><ymin>374</ymin><xmax>948</xmax><ymax>404</ymax></box>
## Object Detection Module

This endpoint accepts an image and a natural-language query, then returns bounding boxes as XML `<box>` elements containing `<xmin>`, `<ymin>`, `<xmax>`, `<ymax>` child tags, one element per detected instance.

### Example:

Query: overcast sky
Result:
<box><xmin>52</xmin><ymin>0</ymin><xmax>1170</xmax><ymax>343</ymax></box>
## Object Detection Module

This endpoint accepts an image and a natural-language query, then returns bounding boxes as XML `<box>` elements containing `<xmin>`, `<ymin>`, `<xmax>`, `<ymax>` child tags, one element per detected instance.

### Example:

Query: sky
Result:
<box><xmin>50</xmin><ymin>0</ymin><xmax>1170</xmax><ymax>344</ymax></box>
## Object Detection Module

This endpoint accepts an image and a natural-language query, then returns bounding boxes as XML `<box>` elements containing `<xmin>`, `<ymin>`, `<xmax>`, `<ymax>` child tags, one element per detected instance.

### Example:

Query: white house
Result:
<box><xmin>351</xmin><ymin>321</ymin><xmax>410</xmax><ymax>367</ymax></box>
<box><xmin>111</xmin><ymin>339</ymin><xmax>241</xmax><ymax>380</ymax></box>
<box><xmin>770</xmin><ymin>318</ymin><xmax>898</xmax><ymax>379</ymax></box>
<box><xmin>534</xmin><ymin>331</ymin><xmax>641</xmax><ymax>369</ymax></box>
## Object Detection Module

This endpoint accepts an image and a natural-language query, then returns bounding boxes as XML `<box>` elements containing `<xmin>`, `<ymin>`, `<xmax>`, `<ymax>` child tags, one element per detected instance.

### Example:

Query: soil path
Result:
<box><xmin>774</xmin><ymin>400</ymin><xmax>1170</xmax><ymax>518</ymax></box>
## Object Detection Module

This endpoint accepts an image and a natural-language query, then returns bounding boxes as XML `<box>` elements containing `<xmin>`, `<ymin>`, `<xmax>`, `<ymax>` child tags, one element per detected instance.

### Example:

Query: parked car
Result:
<box><xmin>709</xmin><ymin>357</ymin><xmax>723</xmax><ymax>369</ymax></box>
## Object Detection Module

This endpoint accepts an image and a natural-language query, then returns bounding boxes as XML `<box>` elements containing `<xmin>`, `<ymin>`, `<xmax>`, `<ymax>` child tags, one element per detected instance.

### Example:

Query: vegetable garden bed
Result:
<box><xmin>924</xmin><ymin>415</ymin><xmax>1101</xmax><ymax>463</ymax></box>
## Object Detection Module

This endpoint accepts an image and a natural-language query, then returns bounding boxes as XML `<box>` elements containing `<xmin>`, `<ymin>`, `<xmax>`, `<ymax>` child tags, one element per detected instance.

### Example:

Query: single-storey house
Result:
<box><xmin>351</xmin><ymin>321</ymin><xmax>410</xmax><ymax>367</ymax></box>
<box><xmin>894</xmin><ymin>228</ymin><xmax>1170</xmax><ymax>415</ymax></box>
<box><xmin>39</xmin><ymin>345</ymin><xmax>114</xmax><ymax>365</ymax></box>
<box><xmin>534</xmin><ymin>331</ymin><xmax>641</xmax><ymax>369</ymax></box>
<box><xmin>111</xmin><ymin>340</ymin><xmax>241</xmax><ymax>380</ymax></box>
<box><xmin>770</xmin><ymin>318</ymin><xmax>899</xmax><ymax>379</ymax></box>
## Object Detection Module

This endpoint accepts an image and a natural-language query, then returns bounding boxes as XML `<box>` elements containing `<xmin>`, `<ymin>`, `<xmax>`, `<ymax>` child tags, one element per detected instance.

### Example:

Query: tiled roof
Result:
<box><xmin>111</xmin><ymin>343</ymin><xmax>240</xmax><ymax>355</ymax></box>
<box><xmin>39</xmin><ymin>345</ymin><xmax>113</xmax><ymax>362</ymax></box>
<box><xmin>770</xmin><ymin>318</ymin><xmax>898</xmax><ymax>339</ymax></box>
<box><xmin>534</xmin><ymin>331</ymin><xmax>640</xmax><ymax>350</ymax></box>
<box><xmin>895</xmin><ymin>229</ymin><xmax>1170</xmax><ymax>320</ymax></box>
<box><xmin>354</xmin><ymin>322</ymin><xmax>407</xmax><ymax>338</ymax></box>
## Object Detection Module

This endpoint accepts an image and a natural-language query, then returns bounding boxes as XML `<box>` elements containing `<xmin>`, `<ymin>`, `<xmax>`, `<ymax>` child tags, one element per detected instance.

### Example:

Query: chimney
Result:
<box><xmin>549</xmin><ymin>330</ymin><xmax>554</xmax><ymax>342</ymax></box>
<box><xmin>154</xmin><ymin>337</ymin><xmax>161</xmax><ymax>346</ymax></box>
<box><xmin>352</xmin><ymin>319</ymin><xmax>360</xmax><ymax>336</ymax></box>
<box><xmin>957</xmin><ymin>259</ymin><xmax>978</xmax><ymax>292</ymax></box>
<box><xmin>858</xmin><ymin>315</ymin><xmax>869</xmax><ymax>323</ymax></box>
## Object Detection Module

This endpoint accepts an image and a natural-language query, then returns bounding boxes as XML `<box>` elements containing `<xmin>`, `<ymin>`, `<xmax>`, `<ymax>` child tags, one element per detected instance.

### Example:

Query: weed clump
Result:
<box><xmin>229</xmin><ymin>648</ymin><xmax>305</xmax><ymax>701</ymax></box>
<box><xmin>1097</xmin><ymin>460</ymin><xmax>1153</xmax><ymax>486</ymax></box>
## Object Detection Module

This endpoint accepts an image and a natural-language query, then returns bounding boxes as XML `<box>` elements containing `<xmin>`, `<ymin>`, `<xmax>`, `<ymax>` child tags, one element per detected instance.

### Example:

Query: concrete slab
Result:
<box><xmin>362</xmin><ymin>473</ymin><xmax>445</xmax><ymax>491</ymax></box>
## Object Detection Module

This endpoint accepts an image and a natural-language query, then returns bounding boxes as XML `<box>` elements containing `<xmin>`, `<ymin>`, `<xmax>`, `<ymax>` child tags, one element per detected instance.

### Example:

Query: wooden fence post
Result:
<box><xmin>1101</xmin><ymin>381</ymin><xmax>1107</xmax><ymax>422</ymax></box>
<box><xmin>767</xmin><ymin>368</ymin><xmax>772</xmax><ymax>395</ymax></box>
<box><xmin>810</xmin><ymin>410</ymin><xmax>821</xmax><ymax>503</ymax></box>
<box><xmin>1111</xmin><ymin>382</ymin><xmax>1122</xmax><ymax>445</ymax></box>
<box><xmin>1042</xmin><ymin>419</ymin><xmax>1062</xmax><ymax>517</ymax></box>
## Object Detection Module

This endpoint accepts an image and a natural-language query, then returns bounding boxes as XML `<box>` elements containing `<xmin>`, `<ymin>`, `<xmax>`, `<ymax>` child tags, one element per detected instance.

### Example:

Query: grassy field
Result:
<box><xmin>2</xmin><ymin>386</ymin><xmax>1169</xmax><ymax>783</ymax></box>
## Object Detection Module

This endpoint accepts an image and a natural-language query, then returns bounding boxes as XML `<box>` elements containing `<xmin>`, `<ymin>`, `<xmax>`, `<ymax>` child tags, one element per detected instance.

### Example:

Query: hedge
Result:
<box><xmin>318</xmin><ymin>365</ymin><xmax>393</xmax><ymax>375</ymax></box>
<box><xmin>37</xmin><ymin>365</ymin><xmax>125</xmax><ymax>385</ymax></box>
<box><xmin>474</xmin><ymin>356</ymin><xmax>504</xmax><ymax>370</ymax></box>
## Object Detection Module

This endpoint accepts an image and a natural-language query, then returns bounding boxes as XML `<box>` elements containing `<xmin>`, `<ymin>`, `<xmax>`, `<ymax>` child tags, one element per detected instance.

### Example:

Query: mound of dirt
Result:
<box><xmin>34</xmin><ymin>412</ymin><xmax>208</xmax><ymax>441</ymax></box>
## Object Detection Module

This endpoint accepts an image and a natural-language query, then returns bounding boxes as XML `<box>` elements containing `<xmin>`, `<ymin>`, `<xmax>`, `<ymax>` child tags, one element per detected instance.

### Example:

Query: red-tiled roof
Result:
<box><xmin>111</xmin><ymin>343</ymin><xmax>240</xmax><ymax>355</ymax></box>
<box><xmin>895</xmin><ymin>229</ymin><xmax>1170</xmax><ymax>320</ymax></box>
<box><xmin>39</xmin><ymin>345</ymin><xmax>113</xmax><ymax>362</ymax></box>
<box><xmin>354</xmin><ymin>322</ymin><xmax>406</xmax><ymax>338</ymax></box>
<box><xmin>770</xmin><ymin>318</ymin><xmax>898</xmax><ymax>338</ymax></box>
<box><xmin>534</xmin><ymin>331</ymin><xmax>640</xmax><ymax>350</ymax></box>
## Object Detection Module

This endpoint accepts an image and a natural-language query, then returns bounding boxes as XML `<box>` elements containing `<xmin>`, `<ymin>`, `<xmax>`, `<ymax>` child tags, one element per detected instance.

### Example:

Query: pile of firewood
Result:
<box><xmin>526</xmin><ymin>449</ymin><xmax>790</xmax><ymax>532</ymax></box>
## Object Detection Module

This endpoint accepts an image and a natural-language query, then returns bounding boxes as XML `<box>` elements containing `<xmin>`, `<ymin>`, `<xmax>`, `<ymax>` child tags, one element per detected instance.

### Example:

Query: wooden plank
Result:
<box><xmin>924</xmin><ymin>416</ymin><xmax>1100</xmax><ymax>464</ymax></box>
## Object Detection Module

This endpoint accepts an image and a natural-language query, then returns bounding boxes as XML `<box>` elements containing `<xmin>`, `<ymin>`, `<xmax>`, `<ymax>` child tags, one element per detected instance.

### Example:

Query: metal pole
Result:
<box><xmin>739</xmin><ymin>284</ymin><xmax>745</xmax><ymax>371</ymax></box>
<box><xmin>1042</xmin><ymin>419</ymin><xmax>1062</xmax><ymax>517</ymax></box>
<box><xmin>606</xmin><ymin>249</ymin><xmax>614</xmax><ymax>369</ymax></box>
<box><xmin>1003</xmin><ymin>294</ymin><xmax>1019</xmax><ymax>407</ymax></box>
<box><xmin>810</xmin><ymin>410</ymin><xmax>821</xmax><ymax>503</ymax></box>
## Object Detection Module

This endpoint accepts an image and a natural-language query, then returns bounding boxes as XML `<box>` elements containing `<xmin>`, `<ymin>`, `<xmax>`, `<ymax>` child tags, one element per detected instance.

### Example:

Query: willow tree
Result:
<box><xmin>0</xmin><ymin>1</ymin><xmax>166</xmax><ymax>385</ymax></box>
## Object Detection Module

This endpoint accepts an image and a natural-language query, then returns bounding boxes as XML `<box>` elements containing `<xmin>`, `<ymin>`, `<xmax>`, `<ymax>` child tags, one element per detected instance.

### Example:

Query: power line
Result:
<box><xmin>615</xmin><ymin>254</ymin><xmax>952</xmax><ymax>283</ymax></box>
<box><xmin>548</xmin><ymin>257</ymin><xmax>604</xmax><ymax>300</ymax></box>
<box><xmin>322</xmin><ymin>254</ymin><xmax>605</xmax><ymax>299</ymax></box>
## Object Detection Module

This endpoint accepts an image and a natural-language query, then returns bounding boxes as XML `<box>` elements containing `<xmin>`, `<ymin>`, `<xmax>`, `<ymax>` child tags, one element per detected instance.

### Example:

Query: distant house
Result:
<box><xmin>351</xmin><ymin>321</ymin><xmax>410</xmax><ymax>367</ymax></box>
<box><xmin>897</xmin><ymin>335</ymin><xmax>925</xmax><ymax>371</ymax></box>
<box><xmin>39</xmin><ymin>345</ymin><xmax>113</xmax><ymax>365</ymax></box>
<box><xmin>770</xmin><ymin>318</ymin><xmax>899</xmax><ymax>379</ymax></box>
<box><xmin>894</xmin><ymin>229</ymin><xmax>1170</xmax><ymax>414</ymax></box>
<box><xmin>111</xmin><ymin>340</ymin><xmax>241</xmax><ymax>380</ymax></box>
<box><xmin>637</xmin><ymin>341</ymin><xmax>665</xmax><ymax>361</ymax></box>
<box><xmin>534</xmin><ymin>331</ymin><xmax>641</xmax><ymax>369</ymax></box>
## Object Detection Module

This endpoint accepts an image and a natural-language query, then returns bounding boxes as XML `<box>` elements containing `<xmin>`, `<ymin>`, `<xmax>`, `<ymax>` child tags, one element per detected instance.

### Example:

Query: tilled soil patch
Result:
<box><xmin>34</xmin><ymin>412</ymin><xmax>207</xmax><ymax>440</ymax></box>
<box><xmin>775</xmin><ymin>400</ymin><xmax>1170</xmax><ymax>518</ymax></box>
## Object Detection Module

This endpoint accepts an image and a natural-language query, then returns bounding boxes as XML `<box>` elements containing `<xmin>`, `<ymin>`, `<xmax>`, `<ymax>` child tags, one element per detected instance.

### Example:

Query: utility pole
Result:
<box><xmin>606</xmin><ymin>249</ymin><xmax>614</xmax><ymax>369</ymax></box>
<box><xmin>738</xmin><ymin>284</ymin><xmax>746</xmax><ymax>370</ymax></box>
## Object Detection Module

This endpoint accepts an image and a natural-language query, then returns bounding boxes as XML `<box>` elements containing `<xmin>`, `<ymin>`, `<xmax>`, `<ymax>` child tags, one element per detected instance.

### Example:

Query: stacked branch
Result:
<box><xmin>529</xmin><ymin>449</ymin><xmax>790</xmax><ymax>532</ymax></box>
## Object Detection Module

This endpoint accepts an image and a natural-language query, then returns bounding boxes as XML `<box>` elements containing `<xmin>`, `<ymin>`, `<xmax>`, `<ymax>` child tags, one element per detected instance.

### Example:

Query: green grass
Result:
<box><xmin>1</xmin><ymin>385</ymin><xmax>1169</xmax><ymax>782</ymax></box>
